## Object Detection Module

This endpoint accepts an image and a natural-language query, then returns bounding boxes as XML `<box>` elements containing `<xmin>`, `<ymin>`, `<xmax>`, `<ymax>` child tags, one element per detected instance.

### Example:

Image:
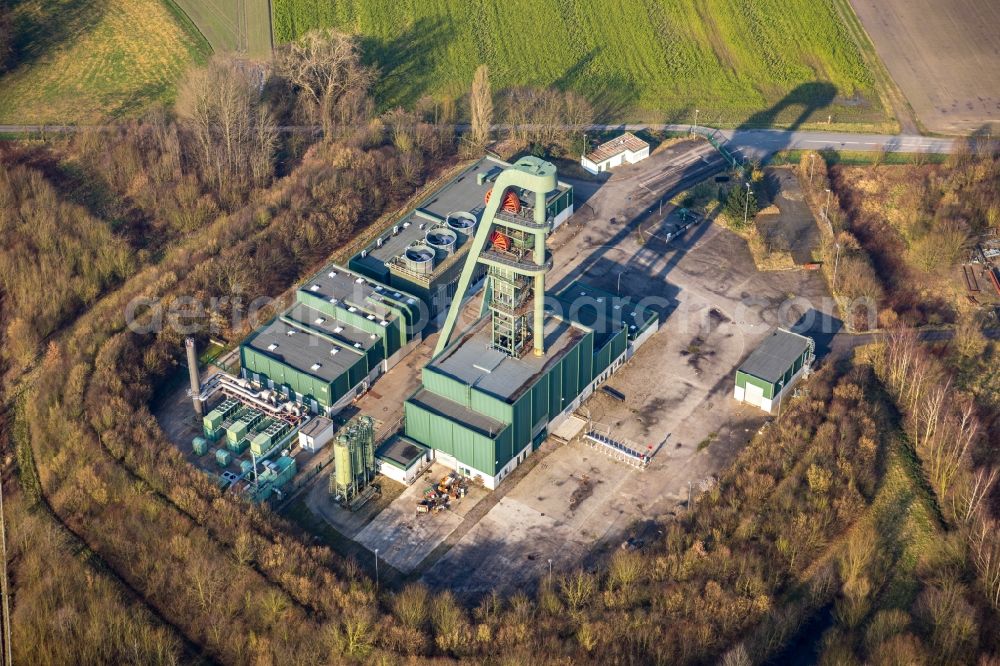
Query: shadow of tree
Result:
<box><xmin>552</xmin><ymin>48</ymin><xmax>640</xmax><ymax>122</ymax></box>
<box><xmin>5</xmin><ymin>0</ymin><xmax>107</xmax><ymax>73</ymax></box>
<box><xmin>359</xmin><ymin>17</ymin><xmax>456</xmax><ymax>111</ymax></box>
<box><xmin>737</xmin><ymin>81</ymin><xmax>839</xmax><ymax>131</ymax></box>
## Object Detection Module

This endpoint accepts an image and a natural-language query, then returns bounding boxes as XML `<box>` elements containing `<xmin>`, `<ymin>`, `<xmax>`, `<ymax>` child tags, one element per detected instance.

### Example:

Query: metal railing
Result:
<box><xmin>585</xmin><ymin>430</ymin><xmax>650</xmax><ymax>469</ymax></box>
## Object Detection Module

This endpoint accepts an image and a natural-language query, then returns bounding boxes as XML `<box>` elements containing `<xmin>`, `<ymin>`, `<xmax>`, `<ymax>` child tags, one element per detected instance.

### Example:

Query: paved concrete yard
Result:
<box><xmin>352</xmin><ymin>335</ymin><xmax>435</xmax><ymax>439</ymax></box>
<box><xmin>353</xmin><ymin>464</ymin><xmax>489</xmax><ymax>573</ymax></box>
<box><xmin>304</xmin><ymin>472</ymin><xmax>406</xmax><ymax>538</ymax></box>
<box><xmin>420</xmin><ymin>438</ymin><xmax>635</xmax><ymax>598</ymax></box>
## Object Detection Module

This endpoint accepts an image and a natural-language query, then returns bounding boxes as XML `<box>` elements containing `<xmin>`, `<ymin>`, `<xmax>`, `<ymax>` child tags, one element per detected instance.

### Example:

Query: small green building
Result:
<box><xmin>734</xmin><ymin>328</ymin><xmax>815</xmax><ymax>413</ymax></box>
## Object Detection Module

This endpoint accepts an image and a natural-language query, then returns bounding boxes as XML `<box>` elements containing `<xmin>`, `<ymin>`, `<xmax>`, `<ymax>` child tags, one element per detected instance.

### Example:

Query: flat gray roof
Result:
<box><xmin>409</xmin><ymin>388</ymin><xmax>507</xmax><ymax>437</ymax></box>
<box><xmin>245</xmin><ymin>303</ymin><xmax>375</xmax><ymax>383</ymax></box>
<box><xmin>299</xmin><ymin>416</ymin><xmax>333</xmax><ymax>437</ymax></box>
<box><xmin>301</xmin><ymin>263</ymin><xmax>417</xmax><ymax>321</ymax></box>
<box><xmin>428</xmin><ymin>315</ymin><xmax>585</xmax><ymax>403</ymax></box>
<box><xmin>376</xmin><ymin>435</ymin><xmax>428</xmax><ymax>470</ymax></box>
<box><xmin>354</xmin><ymin>155</ymin><xmax>572</xmax><ymax>268</ymax></box>
<box><xmin>358</xmin><ymin>156</ymin><xmax>503</xmax><ymax>267</ymax></box>
<box><xmin>739</xmin><ymin>329</ymin><xmax>812</xmax><ymax>384</ymax></box>
<box><xmin>552</xmin><ymin>280</ymin><xmax>655</xmax><ymax>349</ymax></box>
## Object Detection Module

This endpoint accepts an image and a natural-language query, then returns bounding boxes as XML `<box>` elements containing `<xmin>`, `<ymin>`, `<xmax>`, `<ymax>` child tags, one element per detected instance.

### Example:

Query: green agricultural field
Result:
<box><xmin>172</xmin><ymin>0</ymin><xmax>273</xmax><ymax>58</ymax></box>
<box><xmin>272</xmin><ymin>0</ymin><xmax>894</xmax><ymax>130</ymax></box>
<box><xmin>0</xmin><ymin>0</ymin><xmax>211</xmax><ymax>123</ymax></box>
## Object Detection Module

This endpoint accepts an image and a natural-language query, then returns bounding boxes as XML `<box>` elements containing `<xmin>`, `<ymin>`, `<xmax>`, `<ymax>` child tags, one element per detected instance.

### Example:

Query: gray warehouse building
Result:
<box><xmin>240</xmin><ymin>264</ymin><xmax>422</xmax><ymax>415</ymax></box>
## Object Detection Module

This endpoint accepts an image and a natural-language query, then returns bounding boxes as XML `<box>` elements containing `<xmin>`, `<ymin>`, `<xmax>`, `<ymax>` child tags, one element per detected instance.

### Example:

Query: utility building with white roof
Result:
<box><xmin>581</xmin><ymin>132</ymin><xmax>650</xmax><ymax>174</ymax></box>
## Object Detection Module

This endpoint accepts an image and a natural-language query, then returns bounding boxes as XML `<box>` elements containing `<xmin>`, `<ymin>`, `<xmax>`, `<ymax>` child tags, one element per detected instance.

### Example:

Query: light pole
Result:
<box><xmin>743</xmin><ymin>182</ymin><xmax>752</xmax><ymax>228</ymax></box>
<box><xmin>617</xmin><ymin>271</ymin><xmax>625</xmax><ymax>295</ymax></box>
<box><xmin>809</xmin><ymin>153</ymin><xmax>815</xmax><ymax>185</ymax></box>
<box><xmin>693</xmin><ymin>108</ymin><xmax>700</xmax><ymax>134</ymax></box>
<box><xmin>374</xmin><ymin>548</ymin><xmax>379</xmax><ymax>588</ymax></box>
<box><xmin>548</xmin><ymin>558</ymin><xmax>553</xmax><ymax>578</ymax></box>
<box><xmin>823</xmin><ymin>188</ymin><xmax>832</xmax><ymax>221</ymax></box>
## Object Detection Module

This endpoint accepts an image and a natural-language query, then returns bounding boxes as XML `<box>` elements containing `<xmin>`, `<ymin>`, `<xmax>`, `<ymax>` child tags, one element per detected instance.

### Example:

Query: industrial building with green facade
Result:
<box><xmin>237</xmin><ymin>155</ymin><xmax>573</xmax><ymax>419</ymax></box>
<box><xmin>394</xmin><ymin>156</ymin><xmax>658</xmax><ymax>489</ymax></box>
<box><xmin>240</xmin><ymin>264</ymin><xmax>422</xmax><ymax>415</ymax></box>
<box><xmin>349</xmin><ymin>155</ymin><xmax>574</xmax><ymax>313</ymax></box>
<box><xmin>401</xmin><ymin>282</ymin><xmax>657</xmax><ymax>488</ymax></box>
<box><xmin>235</xmin><ymin>154</ymin><xmax>651</xmax><ymax>490</ymax></box>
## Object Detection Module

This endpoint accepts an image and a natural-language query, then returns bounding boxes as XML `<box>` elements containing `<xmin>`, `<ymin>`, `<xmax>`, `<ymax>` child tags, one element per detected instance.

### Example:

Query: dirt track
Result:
<box><xmin>850</xmin><ymin>0</ymin><xmax>1000</xmax><ymax>134</ymax></box>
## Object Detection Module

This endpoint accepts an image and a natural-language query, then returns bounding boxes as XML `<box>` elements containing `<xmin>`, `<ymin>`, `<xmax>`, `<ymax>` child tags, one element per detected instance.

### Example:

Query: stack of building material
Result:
<box><xmin>416</xmin><ymin>473</ymin><xmax>468</xmax><ymax>514</ymax></box>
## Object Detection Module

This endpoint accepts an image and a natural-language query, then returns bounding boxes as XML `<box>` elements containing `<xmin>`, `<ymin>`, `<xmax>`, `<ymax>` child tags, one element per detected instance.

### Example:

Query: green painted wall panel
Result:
<box><xmin>578</xmin><ymin>331</ymin><xmax>594</xmax><ymax>387</ymax></box>
<box><xmin>241</xmin><ymin>346</ymin><xmax>336</xmax><ymax>407</ymax></box>
<box><xmin>494</xmin><ymin>426</ymin><xmax>514</xmax><ymax>469</ymax></box>
<box><xmin>405</xmin><ymin>401</ymin><xmax>500</xmax><ymax>474</ymax></box>
<box><xmin>735</xmin><ymin>371</ymin><xmax>775</xmax><ymax>399</ymax></box>
<box><xmin>423</xmin><ymin>368</ymin><xmax>471</xmax><ymax>406</ymax></box>
<box><xmin>470</xmin><ymin>390</ymin><xmax>512</xmax><ymax>423</ymax></box>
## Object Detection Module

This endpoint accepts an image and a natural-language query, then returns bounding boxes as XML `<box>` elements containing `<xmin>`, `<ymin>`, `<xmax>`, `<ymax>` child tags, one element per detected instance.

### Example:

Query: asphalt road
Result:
<box><xmin>0</xmin><ymin>122</ymin><xmax>971</xmax><ymax>157</ymax></box>
<box><xmin>716</xmin><ymin>128</ymin><xmax>958</xmax><ymax>160</ymax></box>
<box><xmin>585</xmin><ymin>124</ymin><xmax>961</xmax><ymax>158</ymax></box>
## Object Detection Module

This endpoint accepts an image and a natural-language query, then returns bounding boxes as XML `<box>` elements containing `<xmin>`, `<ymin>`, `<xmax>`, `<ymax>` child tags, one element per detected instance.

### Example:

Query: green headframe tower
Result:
<box><xmin>434</xmin><ymin>156</ymin><xmax>558</xmax><ymax>358</ymax></box>
<box><xmin>404</xmin><ymin>156</ymin><xmax>659</xmax><ymax>489</ymax></box>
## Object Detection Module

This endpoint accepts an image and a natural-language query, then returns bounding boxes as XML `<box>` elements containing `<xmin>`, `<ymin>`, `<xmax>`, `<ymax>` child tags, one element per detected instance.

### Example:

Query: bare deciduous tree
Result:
<box><xmin>176</xmin><ymin>56</ymin><xmax>277</xmax><ymax>203</ymax></box>
<box><xmin>470</xmin><ymin>64</ymin><xmax>493</xmax><ymax>148</ymax></box>
<box><xmin>971</xmin><ymin>518</ymin><xmax>1000</xmax><ymax>608</ymax></box>
<box><xmin>275</xmin><ymin>28</ymin><xmax>374</xmax><ymax>138</ymax></box>
<box><xmin>956</xmin><ymin>466</ymin><xmax>997</xmax><ymax>524</ymax></box>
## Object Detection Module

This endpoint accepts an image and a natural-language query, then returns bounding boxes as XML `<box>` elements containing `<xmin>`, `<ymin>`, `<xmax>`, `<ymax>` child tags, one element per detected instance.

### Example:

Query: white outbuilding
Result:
<box><xmin>298</xmin><ymin>416</ymin><xmax>334</xmax><ymax>451</ymax></box>
<box><xmin>581</xmin><ymin>132</ymin><xmax>650</xmax><ymax>174</ymax></box>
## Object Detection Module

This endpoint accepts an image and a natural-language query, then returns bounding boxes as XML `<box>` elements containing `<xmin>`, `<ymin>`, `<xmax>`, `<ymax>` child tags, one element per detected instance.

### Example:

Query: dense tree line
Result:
<box><xmin>0</xmin><ymin>159</ymin><xmax>135</xmax><ymax>369</ymax></box>
<box><xmin>875</xmin><ymin>329</ymin><xmax>1000</xmax><ymax>601</ymax></box>
<box><xmin>803</xmin><ymin>144</ymin><xmax>1000</xmax><ymax>329</ymax></box>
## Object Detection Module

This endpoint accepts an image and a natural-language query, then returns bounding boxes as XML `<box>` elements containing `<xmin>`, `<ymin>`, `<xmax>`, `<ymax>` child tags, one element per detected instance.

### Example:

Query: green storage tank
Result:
<box><xmin>334</xmin><ymin>441</ymin><xmax>353</xmax><ymax>493</ymax></box>
<box><xmin>216</xmin><ymin>449</ymin><xmax>232</xmax><ymax>467</ymax></box>
<box><xmin>192</xmin><ymin>436</ymin><xmax>208</xmax><ymax>456</ymax></box>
